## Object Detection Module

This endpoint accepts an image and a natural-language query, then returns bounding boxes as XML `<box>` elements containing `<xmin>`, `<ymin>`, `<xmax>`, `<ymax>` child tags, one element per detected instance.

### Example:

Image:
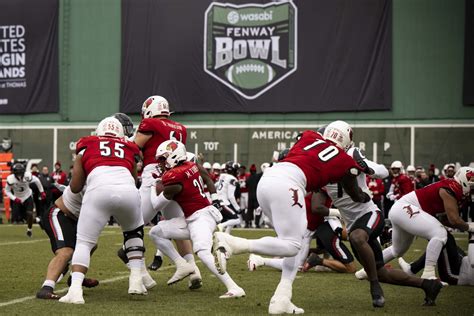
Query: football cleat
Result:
<box><xmin>36</xmin><ymin>286</ymin><xmax>60</xmax><ymax>300</ymax></box>
<box><xmin>117</xmin><ymin>247</ymin><xmax>129</xmax><ymax>264</ymax></box>
<box><xmin>354</xmin><ymin>268</ymin><xmax>368</xmax><ymax>280</ymax></box>
<box><xmin>188</xmin><ymin>266</ymin><xmax>203</xmax><ymax>290</ymax></box>
<box><xmin>59</xmin><ymin>287</ymin><xmax>85</xmax><ymax>304</ymax></box>
<box><xmin>217</xmin><ymin>223</ymin><xmax>225</xmax><ymax>233</ymax></box>
<box><xmin>370</xmin><ymin>282</ymin><xmax>385</xmax><ymax>308</ymax></box>
<box><xmin>128</xmin><ymin>269</ymin><xmax>148</xmax><ymax>295</ymax></box>
<box><xmin>398</xmin><ymin>257</ymin><xmax>414</xmax><ymax>275</ymax></box>
<box><xmin>142</xmin><ymin>270</ymin><xmax>157</xmax><ymax>290</ymax></box>
<box><xmin>167</xmin><ymin>262</ymin><xmax>195</xmax><ymax>285</ymax></box>
<box><xmin>421</xmin><ymin>279</ymin><xmax>443</xmax><ymax>306</ymax></box>
<box><xmin>302</xmin><ymin>253</ymin><xmax>324</xmax><ymax>272</ymax></box>
<box><xmin>148</xmin><ymin>255</ymin><xmax>163</xmax><ymax>271</ymax></box>
<box><xmin>268</xmin><ymin>295</ymin><xmax>304</xmax><ymax>314</ymax></box>
<box><xmin>247</xmin><ymin>254</ymin><xmax>265</xmax><ymax>271</ymax></box>
<box><xmin>219</xmin><ymin>287</ymin><xmax>246</xmax><ymax>299</ymax></box>
<box><xmin>26</xmin><ymin>230</ymin><xmax>32</xmax><ymax>238</ymax></box>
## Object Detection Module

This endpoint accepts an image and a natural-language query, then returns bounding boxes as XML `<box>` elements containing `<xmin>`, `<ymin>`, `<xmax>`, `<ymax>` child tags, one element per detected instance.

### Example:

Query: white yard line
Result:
<box><xmin>0</xmin><ymin>264</ymin><xmax>180</xmax><ymax>308</ymax></box>
<box><xmin>0</xmin><ymin>239</ymin><xmax>49</xmax><ymax>246</ymax></box>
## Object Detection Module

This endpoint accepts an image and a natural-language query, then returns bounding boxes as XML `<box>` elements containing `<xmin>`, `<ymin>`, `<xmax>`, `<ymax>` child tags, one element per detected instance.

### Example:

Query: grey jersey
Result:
<box><xmin>216</xmin><ymin>173</ymin><xmax>240</xmax><ymax>210</ymax></box>
<box><xmin>326</xmin><ymin>147</ymin><xmax>388</xmax><ymax>230</ymax></box>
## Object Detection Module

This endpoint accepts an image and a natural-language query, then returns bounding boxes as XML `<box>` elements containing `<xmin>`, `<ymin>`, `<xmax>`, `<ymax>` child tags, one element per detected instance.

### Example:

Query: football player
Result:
<box><xmin>149</xmin><ymin>140</ymin><xmax>245</xmax><ymax>298</ymax></box>
<box><xmin>133</xmin><ymin>96</ymin><xmax>197</xmax><ymax>276</ymax></box>
<box><xmin>5</xmin><ymin>162</ymin><xmax>46</xmax><ymax>237</ymax></box>
<box><xmin>36</xmin><ymin>186</ymin><xmax>101</xmax><ymax>299</ymax></box>
<box><xmin>376</xmin><ymin>167</ymin><xmax>474</xmax><ymax>279</ymax></box>
<box><xmin>216</xmin><ymin>161</ymin><xmax>242</xmax><ymax>234</ymax></box>
<box><xmin>386</xmin><ymin>161</ymin><xmax>414</xmax><ymax>201</ymax></box>
<box><xmin>321</xmin><ymin>128</ymin><xmax>442</xmax><ymax>308</ymax></box>
<box><xmin>60</xmin><ymin>117</ymin><xmax>148</xmax><ymax>304</ymax></box>
<box><xmin>398</xmin><ymin>231</ymin><xmax>474</xmax><ymax>286</ymax></box>
<box><xmin>237</xmin><ymin>166</ymin><xmax>250</xmax><ymax>226</ymax></box>
<box><xmin>213</xmin><ymin>121</ymin><xmax>372</xmax><ymax>314</ymax></box>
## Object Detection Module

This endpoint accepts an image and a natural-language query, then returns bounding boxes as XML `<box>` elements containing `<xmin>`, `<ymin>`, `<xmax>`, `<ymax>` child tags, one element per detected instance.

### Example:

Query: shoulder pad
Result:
<box><xmin>6</xmin><ymin>174</ymin><xmax>15</xmax><ymax>184</ymax></box>
<box><xmin>24</xmin><ymin>172</ymin><xmax>32</xmax><ymax>182</ymax></box>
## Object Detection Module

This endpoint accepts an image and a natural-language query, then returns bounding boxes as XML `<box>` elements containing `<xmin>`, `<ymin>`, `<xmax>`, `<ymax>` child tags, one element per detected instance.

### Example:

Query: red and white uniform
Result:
<box><xmin>149</xmin><ymin>161</ymin><xmax>241</xmax><ymax>293</ymax></box>
<box><xmin>256</xmin><ymin>130</ymin><xmax>360</xmax><ymax>257</ymax></box>
<box><xmin>161</xmin><ymin>162</ymin><xmax>210</xmax><ymax>218</ymax></box>
<box><xmin>383</xmin><ymin>179</ymin><xmax>464</xmax><ymax>266</ymax></box>
<box><xmin>387</xmin><ymin>174</ymin><xmax>414</xmax><ymax>201</ymax></box>
<box><xmin>75</xmin><ymin>135</ymin><xmax>143</xmax><ymax>244</ymax></box>
<box><xmin>138</xmin><ymin>118</ymin><xmax>187</xmax><ymax>223</ymax></box>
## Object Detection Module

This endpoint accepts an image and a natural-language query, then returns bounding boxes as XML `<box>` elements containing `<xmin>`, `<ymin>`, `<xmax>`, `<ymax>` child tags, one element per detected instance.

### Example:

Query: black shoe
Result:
<box><xmin>117</xmin><ymin>247</ymin><xmax>129</xmax><ymax>264</ymax></box>
<box><xmin>36</xmin><ymin>286</ymin><xmax>60</xmax><ymax>300</ymax></box>
<box><xmin>302</xmin><ymin>253</ymin><xmax>324</xmax><ymax>272</ymax></box>
<box><xmin>26</xmin><ymin>230</ymin><xmax>32</xmax><ymax>238</ymax></box>
<box><xmin>422</xmin><ymin>279</ymin><xmax>443</xmax><ymax>306</ymax></box>
<box><xmin>148</xmin><ymin>255</ymin><xmax>163</xmax><ymax>271</ymax></box>
<box><xmin>370</xmin><ymin>281</ymin><xmax>385</xmax><ymax>308</ymax></box>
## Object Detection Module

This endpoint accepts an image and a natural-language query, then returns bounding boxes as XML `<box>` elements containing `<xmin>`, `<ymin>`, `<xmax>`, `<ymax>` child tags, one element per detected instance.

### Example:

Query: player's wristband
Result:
<box><xmin>328</xmin><ymin>208</ymin><xmax>341</xmax><ymax>218</ymax></box>
<box><xmin>210</xmin><ymin>193</ymin><xmax>219</xmax><ymax>202</ymax></box>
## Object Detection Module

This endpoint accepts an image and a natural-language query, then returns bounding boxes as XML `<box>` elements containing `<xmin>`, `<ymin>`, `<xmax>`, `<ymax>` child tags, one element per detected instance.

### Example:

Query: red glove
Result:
<box><xmin>40</xmin><ymin>192</ymin><xmax>46</xmax><ymax>200</ymax></box>
<box><xmin>14</xmin><ymin>198</ymin><xmax>22</xmax><ymax>204</ymax></box>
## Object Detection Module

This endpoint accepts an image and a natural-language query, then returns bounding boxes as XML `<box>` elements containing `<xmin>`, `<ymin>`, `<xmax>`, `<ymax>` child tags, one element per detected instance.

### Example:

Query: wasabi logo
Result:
<box><xmin>204</xmin><ymin>1</ymin><xmax>297</xmax><ymax>99</ymax></box>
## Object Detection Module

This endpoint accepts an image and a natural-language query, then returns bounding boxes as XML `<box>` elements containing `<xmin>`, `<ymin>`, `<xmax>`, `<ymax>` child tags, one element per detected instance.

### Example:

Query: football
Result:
<box><xmin>226</xmin><ymin>59</ymin><xmax>275</xmax><ymax>90</ymax></box>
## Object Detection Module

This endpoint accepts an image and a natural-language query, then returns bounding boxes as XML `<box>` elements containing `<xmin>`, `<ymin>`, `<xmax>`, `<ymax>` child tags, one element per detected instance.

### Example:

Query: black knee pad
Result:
<box><xmin>123</xmin><ymin>225</ymin><xmax>145</xmax><ymax>255</ymax></box>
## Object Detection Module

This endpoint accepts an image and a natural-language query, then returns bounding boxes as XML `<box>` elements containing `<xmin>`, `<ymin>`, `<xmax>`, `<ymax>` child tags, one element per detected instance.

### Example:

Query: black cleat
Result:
<box><xmin>117</xmin><ymin>247</ymin><xmax>129</xmax><ymax>264</ymax></box>
<box><xmin>148</xmin><ymin>255</ymin><xmax>163</xmax><ymax>271</ymax></box>
<box><xmin>26</xmin><ymin>230</ymin><xmax>32</xmax><ymax>238</ymax></box>
<box><xmin>370</xmin><ymin>281</ymin><xmax>385</xmax><ymax>308</ymax></box>
<box><xmin>422</xmin><ymin>279</ymin><xmax>443</xmax><ymax>306</ymax></box>
<box><xmin>36</xmin><ymin>286</ymin><xmax>60</xmax><ymax>300</ymax></box>
<box><xmin>302</xmin><ymin>253</ymin><xmax>324</xmax><ymax>272</ymax></box>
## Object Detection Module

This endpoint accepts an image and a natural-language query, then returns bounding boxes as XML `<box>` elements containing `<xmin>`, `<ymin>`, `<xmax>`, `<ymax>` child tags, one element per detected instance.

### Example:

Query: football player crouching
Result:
<box><xmin>148</xmin><ymin>140</ymin><xmax>245</xmax><ymax>298</ymax></box>
<box><xmin>36</xmin><ymin>185</ymin><xmax>99</xmax><ymax>299</ymax></box>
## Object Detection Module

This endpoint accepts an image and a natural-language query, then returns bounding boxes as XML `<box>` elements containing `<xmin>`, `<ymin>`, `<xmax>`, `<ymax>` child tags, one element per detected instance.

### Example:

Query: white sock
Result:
<box><xmin>70</xmin><ymin>272</ymin><xmax>85</xmax><ymax>289</ymax></box>
<box><xmin>425</xmin><ymin>238</ymin><xmax>444</xmax><ymax>266</ymax></box>
<box><xmin>183</xmin><ymin>253</ymin><xmax>195</xmax><ymax>263</ymax></box>
<box><xmin>197</xmin><ymin>250</ymin><xmax>238</xmax><ymax>290</ymax></box>
<box><xmin>129</xmin><ymin>258</ymin><xmax>142</xmax><ymax>269</ymax></box>
<box><xmin>42</xmin><ymin>279</ymin><xmax>55</xmax><ymax>289</ymax></box>
<box><xmin>155</xmin><ymin>249</ymin><xmax>162</xmax><ymax>257</ymax></box>
<box><xmin>149</xmin><ymin>231</ymin><xmax>181</xmax><ymax>262</ymax></box>
<box><xmin>382</xmin><ymin>245</ymin><xmax>396</xmax><ymax>263</ymax></box>
<box><xmin>274</xmin><ymin>278</ymin><xmax>293</xmax><ymax>298</ymax></box>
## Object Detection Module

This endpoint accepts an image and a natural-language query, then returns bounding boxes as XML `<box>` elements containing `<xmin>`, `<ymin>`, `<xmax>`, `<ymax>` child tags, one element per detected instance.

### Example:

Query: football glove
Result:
<box><xmin>40</xmin><ymin>192</ymin><xmax>46</xmax><ymax>200</ymax></box>
<box><xmin>14</xmin><ymin>198</ymin><xmax>22</xmax><ymax>204</ymax></box>
<box><xmin>353</xmin><ymin>148</ymin><xmax>375</xmax><ymax>175</ymax></box>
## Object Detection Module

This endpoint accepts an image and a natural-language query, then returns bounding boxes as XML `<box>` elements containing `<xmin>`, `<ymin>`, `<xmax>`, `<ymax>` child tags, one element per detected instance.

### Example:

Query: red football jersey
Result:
<box><xmin>305</xmin><ymin>192</ymin><xmax>332</xmax><ymax>231</ymax></box>
<box><xmin>282</xmin><ymin>130</ymin><xmax>360</xmax><ymax>192</ymax></box>
<box><xmin>76</xmin><ymin>136</ymin><xmax>140</xmax><ymax>176</ymax></box>
<box><xmin>138</xmin><ymin>118</ymin><xmax>187</xmax><ymax>166</ymax></box>
<box><xmin>415</xmin><ymin>179</ymin><xmax>464</xmax><ymax>216</ymax></box>
<box><xmin>238</xmin><ymin>173</ymin><xmax>250</xmax><ymax>193</ymax></box>
<box><xmin>162</xmin><ymin>161</ymin><xmax>211</xmax><ymax>218</ymax></box>
<box><xmin>392</xmin><ymin>174</ymin><xmax>414</xmax><ymax>200</ymax></box>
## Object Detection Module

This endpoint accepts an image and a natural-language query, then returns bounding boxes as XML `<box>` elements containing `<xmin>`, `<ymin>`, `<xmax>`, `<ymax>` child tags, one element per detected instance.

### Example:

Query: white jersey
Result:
<box><xmin>5</xmin><ymin>172</ymin><xmax>44</xmax><ymax>202</ymax></box>
<box><xmin>326</xmin><ymin>147</ymin><xmax>388</xmax><ymax>230</ymax></box>
<box><xmin>216</xmin><ymin>173</ymin><xmax>240</xmax><ymax>210</ymax></box>
<box><xmin>62</xmin><ymin>186</ymin><xmax>84</xmax><ymax>218</ymax></box>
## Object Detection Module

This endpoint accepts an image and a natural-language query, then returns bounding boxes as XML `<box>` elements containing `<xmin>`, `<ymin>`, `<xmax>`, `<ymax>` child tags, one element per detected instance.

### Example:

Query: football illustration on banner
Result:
<box><xmin>204</xmin><ymin>1</ymin><xmax>297</xmax><ymax>99</ymax></box>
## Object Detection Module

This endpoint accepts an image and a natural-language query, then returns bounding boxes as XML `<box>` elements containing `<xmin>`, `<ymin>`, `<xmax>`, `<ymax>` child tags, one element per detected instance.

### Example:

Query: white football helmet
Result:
<box><xmin>186</xmin><ymin>152</ymin><xmax>197</xmax><ymax>163</ymax></box>
<box><xmin>261</xmin><ymin>162</ymin><xmax>271</xmax><ymax>173</ymax></box>
<box><xmin>323</xmin><ymin>120</ymin><xmax>354</xmax><ymax>151</ymax></box>
<box><xmin>203</xmin><ymin>162</ymin><xmax>212</xmax><ymax>169</ymax></box>
<box><xmin>212</xmin><ymin>162</ymin><xmax>221</xmax><ymax>170</ymax></box>
<box><xmin>142</xmin><ymin>95</ymin><xmax>170</xmax><ymax>118</ymax></box>
<box><xmin>454</xmin><ymin>167</ymin><xmax>474</xmax><ymax>196</ymax></box>
<box><xmin>406</xmin><ymin>165</ymin><xmax>416</xmax><ymax>172</ymax></box>
<box><xmin>155</xmin><ymin>140</ymin><xmax>187</xmax><ymax>169</ymax></box>
<box><xmin>390</xmin><ymin>160</ymin><xmax>404</xmax><ymax>176</ymax></box>
<box><xmin>96</xmin><ymin>117</ymin><xmax>125</xmax><ymax>138</ymax></box>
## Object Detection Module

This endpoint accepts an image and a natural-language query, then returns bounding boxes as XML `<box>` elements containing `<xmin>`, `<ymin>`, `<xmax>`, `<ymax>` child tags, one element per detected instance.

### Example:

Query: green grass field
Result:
<box><xmin>0</xmin><ymin>225</ymin><xmax>473</xmax><ymax>315</ymax></box>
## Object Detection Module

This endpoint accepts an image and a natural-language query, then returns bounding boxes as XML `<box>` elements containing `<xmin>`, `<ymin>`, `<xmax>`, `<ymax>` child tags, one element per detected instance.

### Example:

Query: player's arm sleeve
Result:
<box><xmin>366</xmin><ymin>160</ymin><xmax>389</xmax><ymax>179</ymax></box>
<box><xmin>4</xmin><ymin>181</ymin><xmax>16</xmax><ymax>200</ymax></box>
<box><xmin>32</xmin><ymin>175</ymin><xmax>44</xmax><ymax>193</ymax></box>
<box><xmin>341</xmin><ymin>173</ymin><xmax>371</xmax><ymax>203</ymax></box>
<box><xmin>227</xmin><ymin>180</ymin><xmax>241</xmax><ymax>210</ymax></box>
